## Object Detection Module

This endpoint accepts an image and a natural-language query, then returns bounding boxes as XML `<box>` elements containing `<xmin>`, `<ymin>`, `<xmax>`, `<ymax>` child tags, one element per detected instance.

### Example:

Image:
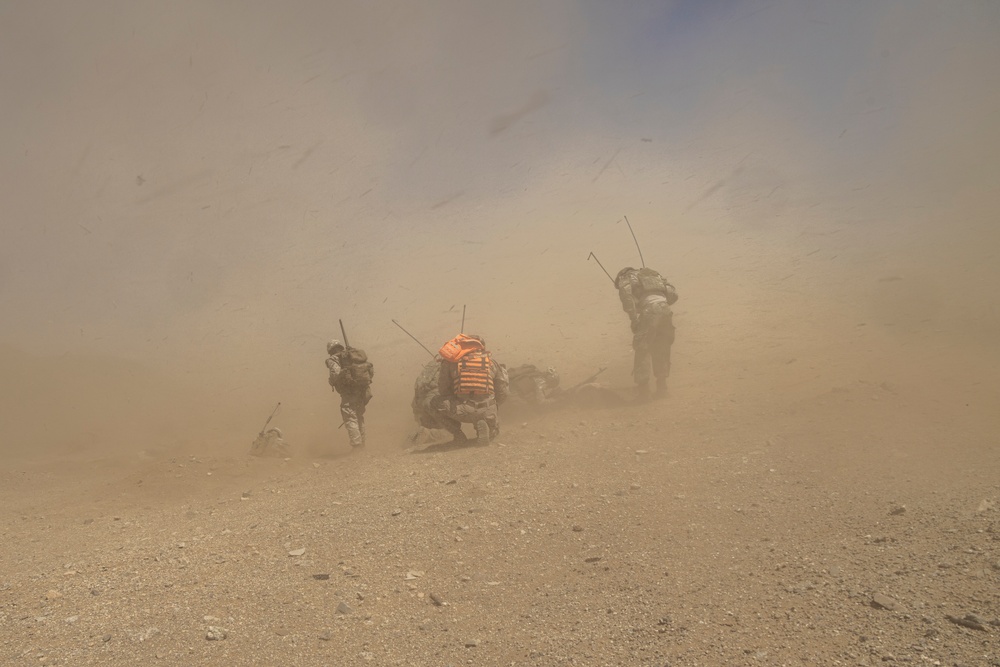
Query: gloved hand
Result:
<box><xmin>630</xmin><ymin>319</ymin><xmax>639</xmax><ymax>334</ymax></box>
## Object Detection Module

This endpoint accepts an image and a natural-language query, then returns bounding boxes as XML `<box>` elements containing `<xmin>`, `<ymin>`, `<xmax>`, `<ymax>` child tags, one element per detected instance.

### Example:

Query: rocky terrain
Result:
<box><xmin>3</xmin><ymin>307</ymin><xmax>998</xmax><ymax>666</ymax></box>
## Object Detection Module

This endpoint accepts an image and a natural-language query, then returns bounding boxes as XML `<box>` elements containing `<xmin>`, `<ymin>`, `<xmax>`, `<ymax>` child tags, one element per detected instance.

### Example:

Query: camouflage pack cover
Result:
<box><xmin>338</xmin><ymin>347</ymin><xmax>373</xmax><ymax>391</ymax></box>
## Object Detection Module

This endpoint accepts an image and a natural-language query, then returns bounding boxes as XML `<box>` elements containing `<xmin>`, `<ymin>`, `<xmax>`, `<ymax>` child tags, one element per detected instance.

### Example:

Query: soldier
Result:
<box><xmin>325</xmin><ymin>339</ymin><xmax>374</xmax><ymax>448</ymax></box>
<box><xmin>411</xmin><ymin>356</ymin><xmax>466</xmax><ymax>443</ymax></box>
<box><xmin>249</xmin><ymin>427</ymin><xmax>291</xmax><ymax>458</ymax></box>
<box><xmin>507</xmin><ymin>364</ymin><xmax>561</xmax><ymax>405</ymax></box>
<box><xmin>434</xmin><ymin>334</ymin><xmax>509</xmax><ymax>445</ymax></box>
<box><xmin>615</xmin><ymin>266</ymin><xmax>678</xmax><ymax>399</ymax></box>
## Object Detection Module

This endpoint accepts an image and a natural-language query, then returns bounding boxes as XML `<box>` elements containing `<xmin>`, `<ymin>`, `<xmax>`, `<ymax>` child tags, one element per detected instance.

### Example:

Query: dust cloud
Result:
<box><xmin>1</xmin><ymin>0</ymin><xmax>999</xmax><ymax>462</ymax></box>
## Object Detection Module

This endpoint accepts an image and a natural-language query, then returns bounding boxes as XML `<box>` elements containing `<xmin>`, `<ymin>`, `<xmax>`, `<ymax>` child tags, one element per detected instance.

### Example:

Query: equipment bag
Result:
<box><xmin>453</xmin><ymin>350</ymin><xmax>494</xmax><ymax>396</ymax></box>
<box><xmin>338</xmin><ymin>348</ymin><xmax>373</xmax><ymax>390</ymax></box>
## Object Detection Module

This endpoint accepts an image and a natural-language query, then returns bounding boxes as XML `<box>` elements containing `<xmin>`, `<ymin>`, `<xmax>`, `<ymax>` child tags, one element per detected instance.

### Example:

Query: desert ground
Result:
<box><xmin>3</xmin><ymin>210</ymin><xmax>999</xmax><ymax>666</ymax></box>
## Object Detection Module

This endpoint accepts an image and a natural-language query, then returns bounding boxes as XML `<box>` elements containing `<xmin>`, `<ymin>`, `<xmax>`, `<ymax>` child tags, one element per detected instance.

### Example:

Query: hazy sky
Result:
<box><xmin>2</xmin><ymin>0</ymin><xmax>999</xmax><ymax>365</ymax></box>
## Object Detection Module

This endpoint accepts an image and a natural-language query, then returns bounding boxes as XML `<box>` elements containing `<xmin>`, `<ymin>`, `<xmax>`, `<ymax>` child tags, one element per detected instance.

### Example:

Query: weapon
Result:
<box><xmin>588</xmin><ymin>252</ymin><xmax>615</xmax><ymax>285</ymax></box>
<box><xmin>339</xmin><ymin>319</ymin><xmax>350</xmax><ymax>348</ymax></box>
<box><xmin>259</xmin><ymin>402</ymin><xmax>281</xmax><ymax>436</ymax></box>
<box><xmin>568</xmin><ymin>367</ymin><xmax>607</xmax><ymax>392</ymax></box>
<box><xmin>461</xmin><ymin>305</ymin><xmax>466</xmax><ymax>333</ymax></box>
<box><xmin>392</xmin><ymin>319</ymin><xmax>435</xmax><ymax>358</ymax></box>
<box><xmin>623</xmin><ymin>215</ymin><xmax>645</xmax><ymax>268</ymax></box>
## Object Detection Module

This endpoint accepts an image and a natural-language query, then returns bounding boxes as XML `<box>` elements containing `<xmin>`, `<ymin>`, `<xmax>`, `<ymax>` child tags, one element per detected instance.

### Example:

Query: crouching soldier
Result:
<box><xmin>435</xmin><ymin>334</ymin><xmax>508</xmax><ymax>445</ymax></box>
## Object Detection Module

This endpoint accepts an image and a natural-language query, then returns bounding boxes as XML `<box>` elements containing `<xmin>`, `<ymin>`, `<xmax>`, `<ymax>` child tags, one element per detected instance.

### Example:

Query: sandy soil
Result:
<box><xmin>3</xmin><ymin>220</ymin><xmax>998</xmax><ymax>667</ymax></box>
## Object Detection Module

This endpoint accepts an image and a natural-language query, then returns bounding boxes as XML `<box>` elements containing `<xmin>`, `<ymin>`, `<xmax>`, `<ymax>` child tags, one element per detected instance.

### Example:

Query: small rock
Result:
<box><xmin>872</xmin><ymin>593</ymin><xmax>907</xmax><ymax>613</ymax></box>
<box><xmin>630</xmin><ymin>483</ymin><xmax>641</xmax><ymax>490</ymax></box>
<box><xmin>572</xmin><ymin>525</ymin><xmax>584</xmax><ymax>532</ymax></box>
<box><xmin>635</xmin><ymin>449</ymin><xmax>649</xmax><ymax>455</ymax></box>
<box><xmin>889</xmin><ymin>505</ymin><xmax>906</xmax><ymax>516</ymax></box>
<box><xmin>429</xmin><ymin>592</ymin><xmax>445</xmax><ymax>606</ymax></box>
<box><xmin>337</xmin><ymin>601</ymin><xmax>353</xmax><ymax>614</ymax></box>
<box><xmin>391</xmin><ymin>509</ymin><xmax>402</xmax><ymax>516</ymax></box>
<box><xmin>205</xmin><ymin>626</ymin><xmax>227</xmax><ymax>641</ymax></box>
<box><xmin>136</xmin><ymin>627</ymin><xmax>160</xmax><ymax>642</ymax></box>
<box><xmin>465</xmin><ymin>639</ymin><xmax>480</xmax><ymax>648</ymax></box>
<box><xmin>102</xmin><ymin>634</ymin><xmax>112</xmax><ymax>643</ymax></box>
<box><xmin>288</xmin><ymin>548</ymin><xmax>306</xmax><ymax>557</ymax></box>
<box><xmin>404</xmin><ymin>570</ymin><xmax>424</xmax><ymax>580</ymax></box>
<box><xmin>312</xmin><ymin>573</ymin><xmax>330</xmax><ymax>580</ymax></box>
<box><xmin>584</xmin><ymin>556</ymin><xmax>602</xmax><ymax>564</ymax></box>
<box><xmin>318</xmin><ymin>630</ymin><xmax>332</xmax><ymax>641</ymax></box>
<box><xmin>945</xmin><ymin>614</ymin><xmax>988</xmax><ymax>631</ymax></box>
<box><xmin>45</xmin><ymin>590</ymin><xmax>62</xmax><ymax>601</ymax></box>
<box><xmin>65</xmin><ymin>615</ymin><xmax>79</xmax><ymax>623</ymax></box>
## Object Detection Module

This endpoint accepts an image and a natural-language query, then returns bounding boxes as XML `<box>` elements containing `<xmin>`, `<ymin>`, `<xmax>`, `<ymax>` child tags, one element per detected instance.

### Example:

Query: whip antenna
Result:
<box><xmin>391</xmin><ymin>319</ymin><xmax>435</xmax><ymax>358</ymax></box>
<box><xmin>623</xmin><ymin>215</ymin><xmax>645</xmax><ymax>268</ymax></box>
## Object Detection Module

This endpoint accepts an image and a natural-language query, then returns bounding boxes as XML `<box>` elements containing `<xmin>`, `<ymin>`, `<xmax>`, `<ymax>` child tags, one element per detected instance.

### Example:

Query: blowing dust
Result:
<box><xmin>1</xmin><ymin>0</ymin><xmax>998</xmax><ymax>469</ymax></box>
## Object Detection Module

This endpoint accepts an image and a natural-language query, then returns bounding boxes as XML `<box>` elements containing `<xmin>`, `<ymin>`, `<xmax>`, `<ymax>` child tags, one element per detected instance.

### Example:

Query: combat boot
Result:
<box><xmin>447</xmin><ymin>426</ymin><xmax>467</xmax><ymax>444</ymax></box>
<box><xmin>475</xmin><ymin>420</ymin><xmax>490</xmax><ymax>446</ymax></box>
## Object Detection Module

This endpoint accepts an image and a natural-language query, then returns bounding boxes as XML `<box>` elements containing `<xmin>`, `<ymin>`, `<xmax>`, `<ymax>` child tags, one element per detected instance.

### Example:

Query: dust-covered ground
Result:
<box><xmin>3</xmin><ymin>2</ymin><xmax>1000</xmax><ymax>666</ymax></box>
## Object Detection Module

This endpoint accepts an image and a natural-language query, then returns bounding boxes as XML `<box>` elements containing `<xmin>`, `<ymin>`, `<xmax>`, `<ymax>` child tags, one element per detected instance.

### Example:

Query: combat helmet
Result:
<box><xmin>327</xmin><ymin>339</ymin><xmax>345</xmax><ymax>355</ymax></box>
<box><xmin>615</xmin><ymin>267</ymin><xmax>637</xmax><ymax>288</ymax></box>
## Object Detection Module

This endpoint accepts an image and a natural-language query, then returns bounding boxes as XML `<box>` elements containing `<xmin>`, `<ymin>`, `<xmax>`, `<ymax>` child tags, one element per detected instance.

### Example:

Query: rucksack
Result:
<box><xmin>507</xmin><ymin>364</ymin><xmax>540</xmax><ymax>383</ymax></box>
<box><xmin>452</xmin><ymin>350</ymin><xmax>494</xmax><ymax>396</ymax></box>
<box><xmin>636</xmin><ymin>268</ymin><xmax>667</xmax><ymax>294</ymax></box>
<box><xmin>338</xmin><ymin>348</ymin><xmax>373</xmax><ymax>391</ymax></box>
<box><xmin>636</xmin><ymin>268</ymin><xmax>679</xmax><ymax>305</ymax></box>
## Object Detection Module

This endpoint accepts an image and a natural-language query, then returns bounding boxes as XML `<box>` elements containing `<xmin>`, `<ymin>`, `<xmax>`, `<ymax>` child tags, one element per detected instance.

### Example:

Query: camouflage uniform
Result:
<box><xmin>411</xmin><ymin>357</ymin><xmax>463</xmax><ymax>439</ymax></box>
<box><xmin>326</xmin><ymin>342</ymin><xmax>373</xmax><ymax>447</ymax></box>
<box><xmin>617</xmin><ymin>267</ymin><xmax>678</xmax><ymax>396</ymax></box>
<box><xmin>436</xmin><ymin>345</ymin><xmax>509</xmax><ymax>444</ymax></box>
<box><xmin>507</xmin><ymin>364</ymin><xmax>560</xmax><ymax>405</ymax></box>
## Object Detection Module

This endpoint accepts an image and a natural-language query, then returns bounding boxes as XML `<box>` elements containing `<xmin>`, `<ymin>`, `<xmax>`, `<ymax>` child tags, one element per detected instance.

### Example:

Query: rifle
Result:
<box><xmin>568</xmin><ymin>367</ymin><xmax>607</xmax><ymax>392</ymax></box>
<box><xmin>259</xmin><ymin>402</ymin><xmax>281</xmax><ymax>436</ymax></box>
<box><xmin>339</xmin><ymin>319</ymin><xmax>351</xmax><ymax>348</ymax></box>
<box><xmin>461</xmin><ymin>305</ymin><xmax>466</xmax><ymax>333</ymax></box>
<box><xmin>392</xmin><ymin>319</ymin><xmax>435</xmax><ymax>358</ymax></box>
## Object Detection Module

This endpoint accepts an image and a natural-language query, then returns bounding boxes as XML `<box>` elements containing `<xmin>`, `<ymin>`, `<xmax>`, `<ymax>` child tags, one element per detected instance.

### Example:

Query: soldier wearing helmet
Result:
<box><xmin>325</xmin><ymin>339</ymin><xmax>374</xmax><ymax>448</ymax></box>
<box><xmin>434</xmin><ymin>333</ymin><xmax>509</xmax><ymax>446</ymax></box>
<box><xmin>615</xmin><ymin>266</ymin><xmax>678</xmax><ymax>399</ymax></box>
